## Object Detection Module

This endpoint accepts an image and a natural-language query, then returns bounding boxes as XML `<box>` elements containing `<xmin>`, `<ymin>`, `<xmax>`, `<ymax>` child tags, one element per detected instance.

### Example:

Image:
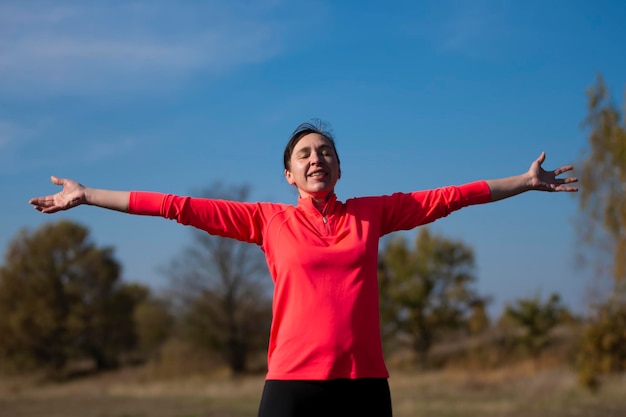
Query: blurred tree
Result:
<box><xmin>576</xmin><ymin>302</ymin><xmax>626</xmax><ymax>391</ymax></box>
<box><xmin>578</xmin><ymin>74</ymin><xmax>626</xmax><ymax>293</ymax></box>
<box><xmin>574</xmin><ymin>74</ymin><xmax>626</xmax><ymax>390</ymax></box>
<box><xmin>0</xmin><ymin>220</ymin><xmax>147</xmax><ymax>374</ymax></box>
<box><xmin>167</xmin><ymin>183</ymin><xmax>272</xmax><ymax>375</ymax></box>
<box><xmin>467</xmin><ymin>299</ymin><xmax>491</xmax><ymax>335</ymax></box>
<box><xmin>378</xmin><ymin>228</ymin><xmax>487</xmax><ymax>368</ymax></box>
<box><xmin>133</xmin><ymin>297</ymin><xmax>173</xmax><ymax>361</ymax></box>
<box><xmin>504</xmin><ymin>292</ymin><xmax>566</xmax><ymax>368</ymax></box>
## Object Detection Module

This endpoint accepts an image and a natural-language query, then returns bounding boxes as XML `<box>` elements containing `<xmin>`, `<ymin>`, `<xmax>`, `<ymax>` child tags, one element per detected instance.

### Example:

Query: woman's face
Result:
<box><xmin>284</xmin><ymin>133</ymin><xmax>341</xmax><ymax>202</ymax></box>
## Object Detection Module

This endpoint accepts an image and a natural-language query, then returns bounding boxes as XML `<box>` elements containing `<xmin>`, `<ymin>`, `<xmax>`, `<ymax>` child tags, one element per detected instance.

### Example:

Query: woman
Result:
<box><xmin>29</xmin><ymin>121</ymin><xmax>578</xmax><ymax>417</ymax></box>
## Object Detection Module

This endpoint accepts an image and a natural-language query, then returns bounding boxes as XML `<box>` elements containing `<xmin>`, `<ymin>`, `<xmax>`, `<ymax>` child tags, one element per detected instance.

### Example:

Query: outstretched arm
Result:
<box><xmin>29</xmin><ymin>176</ymin><xmax>130</xmax><ymax>214</ymax></box>
<box><xmin>486</xmin><ymin>152</ymin><xmax>578</xmax><ymax>202</ymax></box>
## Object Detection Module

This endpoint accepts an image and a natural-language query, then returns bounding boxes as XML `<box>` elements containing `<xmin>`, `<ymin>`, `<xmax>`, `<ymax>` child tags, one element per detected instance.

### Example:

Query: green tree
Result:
<box><xmin>578</xmin><ymin>74</ymin><xmax>626</xmax><ymax>290</ymax></box>
<box><xmin>133</xmin><ymin>297</ymin><xmax>173</xmax><ymax>360</ymax></box>
<box><xmin>378</xmin><ymin>228</ymin><xmax>487</xmax><ymax>368</ymax></box>
<box><xmin>0</xmin><ymin>220</ymin><xmax>145</xmax><ymax>373</ymax></box>
<box><xmin>576</xmin><ymin>302</ymin><xmax>626</xmax><ymax>391</ymax></box>
<box><xmin>467</xmin><ymin>299</ymin><xmax>491</xmax><ymax>335</ymax></box>
<box><xmin>167</xmin><ymin>183</ymin><xmax>272</xmax><ymax>375</ymax></box>
<box><xmin>504</xmin><ymin>292</ymin><xmax>566</xmax><ymax>368</ymax></box>
<box><xmin>574</xmin><ymin>75</ymin><xmax>626</xmax><ymax>390</ymax></box>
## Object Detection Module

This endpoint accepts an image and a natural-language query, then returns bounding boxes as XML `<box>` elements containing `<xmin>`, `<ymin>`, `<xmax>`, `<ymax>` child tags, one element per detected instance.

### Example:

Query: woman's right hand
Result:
<box><xmin>29</xmin><ymin>176</ymin><xmax>86</xmax><ymax>214</ymax></box>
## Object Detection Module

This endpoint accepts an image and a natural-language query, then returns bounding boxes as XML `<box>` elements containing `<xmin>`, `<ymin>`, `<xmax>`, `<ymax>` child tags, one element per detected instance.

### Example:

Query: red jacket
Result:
<box><xmin>129</xmin><ymin>181</ymin><xmax>492</xmax><ymax>380</ymax></box>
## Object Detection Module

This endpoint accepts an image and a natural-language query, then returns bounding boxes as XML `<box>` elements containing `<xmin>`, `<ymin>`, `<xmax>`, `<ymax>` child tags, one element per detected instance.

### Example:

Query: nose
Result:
<box><xmin>309</xmin><ymin>151</ymin><xmax>322</xmax><ymax>164</ymax></box>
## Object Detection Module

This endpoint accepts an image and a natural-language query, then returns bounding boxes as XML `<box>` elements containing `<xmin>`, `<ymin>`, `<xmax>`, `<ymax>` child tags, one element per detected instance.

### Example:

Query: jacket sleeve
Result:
<box><xmin>379</xmin><ymin>180</ymin><xmax>492</xmax><ymax>236</ymax></box>
<box><xmin>128</xmin><ymin>191</ymin><xmax>266</xmax><ymax>245</ymax></box>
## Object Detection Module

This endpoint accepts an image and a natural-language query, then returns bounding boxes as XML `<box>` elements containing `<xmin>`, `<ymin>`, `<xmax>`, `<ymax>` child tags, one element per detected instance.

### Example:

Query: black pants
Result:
<box><xmin>257</xmin><ymin>378</ymin><xmax>392</xmax><ymax>417</ymax></box>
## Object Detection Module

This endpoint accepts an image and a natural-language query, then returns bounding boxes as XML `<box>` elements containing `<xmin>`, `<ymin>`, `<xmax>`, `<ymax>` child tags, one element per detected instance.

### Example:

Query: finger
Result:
<box><xmin>29</xmin><ymin>196</ymin><xmax>51</xmax><ymax>205</ymax></box>
<box><xmin>554</xmin><ymin>165</ymin><xmax>574</xmax><ymax>176</ymax></box>
<box><xmin>555</xmin><ymin>177</ymin><xmax>578</xmax><ymax>184</ymax></box>
<box><xmin>537</xmin><ymin>152</ymin><xmax>546</xmax><ymax>165</ymax></box>
<box><xmin>554</xmin><ymin>181</ymin><xmax>579</xmax><ymax>190</ymax></box>
<box><xmin>41</xmin><ymin>207</ymin><xmax>61</xmax><ymax>214</ymax></box>
<box><xmin>556</xmin><ymin>185</ymin><xmax>579</xmax><ymax>192</ymax></box>
<box><xmin>30</xmin><ymin>200</ymin><xmax>50</xmax><ymax>210</ymax></box>
<box><xmin>51</xmin><ymin>176</ymin><xmax>64</xmax><ymax>186</ymax></box>
<box><xmin>37</xmin><ymin>200</ymin><xmax>61</xmax><ymax>213</ymax></box>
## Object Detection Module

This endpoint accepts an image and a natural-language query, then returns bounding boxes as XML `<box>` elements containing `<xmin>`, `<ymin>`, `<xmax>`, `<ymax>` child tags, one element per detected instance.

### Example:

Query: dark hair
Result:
<box><xmin>283</xmin><ymin>119</ymin><xmax>341</xmax><ymax>170</ymax></box>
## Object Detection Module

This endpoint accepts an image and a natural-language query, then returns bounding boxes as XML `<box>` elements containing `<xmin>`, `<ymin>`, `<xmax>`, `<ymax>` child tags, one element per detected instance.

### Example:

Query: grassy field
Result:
<box><xmin>0</xmin><ymin>365</ymin><xmax>625</xmax><ymax>417</ymax></box>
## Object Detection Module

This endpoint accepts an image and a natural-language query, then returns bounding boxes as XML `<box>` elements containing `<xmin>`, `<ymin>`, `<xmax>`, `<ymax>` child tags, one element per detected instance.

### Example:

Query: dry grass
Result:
<box><xmin>390</xmin><ymin>365</ymin><xmax>626</xmax><ymax>417</ymax></box>
<box><xmin>0</xmin><ymin>364</ymin><xmax>624</xmax><ymax>417</ymax></box>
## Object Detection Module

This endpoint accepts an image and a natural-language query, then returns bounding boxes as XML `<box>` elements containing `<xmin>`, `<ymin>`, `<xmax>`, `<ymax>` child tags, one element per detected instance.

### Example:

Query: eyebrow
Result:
<box><xmin>295</xmin><ymin>144</ymin><xmax>333</xmax><ymax>155</ymax></box>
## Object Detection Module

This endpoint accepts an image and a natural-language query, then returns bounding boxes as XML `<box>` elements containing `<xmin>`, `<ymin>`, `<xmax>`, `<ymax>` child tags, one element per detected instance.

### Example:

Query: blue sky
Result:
<box><xmin>2</xmin><ymin>0</ymin><xmax>625</xmax><ymax>317</ymax></box>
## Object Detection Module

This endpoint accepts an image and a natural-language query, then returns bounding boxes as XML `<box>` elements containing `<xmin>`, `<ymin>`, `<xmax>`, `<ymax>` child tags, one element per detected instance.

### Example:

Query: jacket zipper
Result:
<box><xmin>322</xmin><ymin>204</ymin><xmax>330</xmax><ymax>235</ymax></box>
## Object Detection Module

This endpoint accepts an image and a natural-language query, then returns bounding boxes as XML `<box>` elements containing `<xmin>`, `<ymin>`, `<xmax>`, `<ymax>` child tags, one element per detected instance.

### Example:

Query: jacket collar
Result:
<box><xmin>297</xmin><ymin>192</ymin><xmax>338</xmax><ymax>216</ymax></box>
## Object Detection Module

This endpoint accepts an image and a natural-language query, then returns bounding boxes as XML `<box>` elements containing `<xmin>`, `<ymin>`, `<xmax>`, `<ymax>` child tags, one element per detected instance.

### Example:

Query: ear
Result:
<box><xmin>284</xmin><ymin>169</ymin><xmax>296</xmax><ymax>185</ymax></box>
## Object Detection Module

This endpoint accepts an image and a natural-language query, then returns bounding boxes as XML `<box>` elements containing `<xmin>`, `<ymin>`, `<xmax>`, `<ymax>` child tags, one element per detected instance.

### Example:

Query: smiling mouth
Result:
<box><xmin>308</xmin><ymin>171</ymin><xmax>327</xmax><ymax>178</ymax></box>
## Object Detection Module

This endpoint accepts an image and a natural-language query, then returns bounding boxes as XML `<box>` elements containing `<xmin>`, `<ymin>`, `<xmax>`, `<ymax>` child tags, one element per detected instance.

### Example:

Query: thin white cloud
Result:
<box><xmin>0</xmin><ymin>118</ymin><xmax>46</xmax><ymax>174</ymax></box>
<box><xmin>0</xmin><ymin>128</ymin><xmax>142</xmax><ymax>175</ymax></box>
<box><xmin>442</xmin><ymin>8</ymin><xmax>497</xmax><ymax>51</ymax></box>
<box><xmin>0</xmin><ymin>115</ymin><xmax>139</xmax><ymax>174</ymax></box>
<box><xmin>0</xmin><ymin>122</ymin><xmax>15</xmax><ymax>149</ymax></box>
<box><xmin>402</xmin><ymin>1</ymin><xmax>511</xmax><ymax>56</ymax></box>
<box><xmin>82</xmin><ymin>137</ymin><xmax>139</xmax><ymax>163</ymax></box>
<box><xmin>442</xmin><ymin>1</ymin><xmax>514</xmax><ymax>54</ymax></box>
<box><xmin>0</xmin><ymin>1</ymin><xmax>288</xmax><ymax>95</ymax></box>
<box><xmin>0</xmin><ymin>119</ymin><xmax>42</xmax><ymax>151</ymax></box>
